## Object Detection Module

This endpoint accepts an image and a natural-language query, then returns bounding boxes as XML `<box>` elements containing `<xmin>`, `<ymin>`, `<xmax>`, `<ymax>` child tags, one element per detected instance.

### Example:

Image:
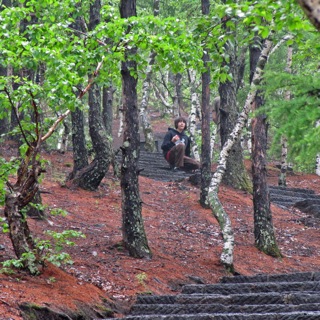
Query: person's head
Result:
<box><xmin>174</xmin><ymin>116</ymin><xmax>187</xmax><ymax>132</ymax></box>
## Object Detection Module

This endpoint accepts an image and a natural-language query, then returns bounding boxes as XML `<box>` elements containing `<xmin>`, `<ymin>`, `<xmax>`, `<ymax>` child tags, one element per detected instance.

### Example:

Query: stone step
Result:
<box><xmin>181</xmin><ymin>281</ymin><xmax>320</xmax><ymax>295</ymax></box>
<box><xmin>135</xmin><ymin>292</ymin><xmax>320</xmax><ymax>306</ymax></box>
<box><xmin>103</xmin><ymin>269</ymin><xmax>320</xmax><ymax>320</ymax></box>
<box><xmin>130</xmin><ymin>302</ymin><xmax>320</xmax><ymax>316</ymax></box>
<box><xmin>220</xmin><ymin>271</ymin><xmax>320</xmax><ymax>284</ymax></box>
<box><xmin>270</xmin><ymin>194</ymin><xmax>320</xmax><ymax>204</ymax></box>
<box><xmin>104</xmin><ymin>311</ymin><xmax>320</xmax><ymax>320</ymax></box>
<box><xmin>270</xmin><ymin>198</ymin><xmax>314</xmax><ymax>206</ymax></box>
<box><xmin>268</xmin><ymin>186</ymin><xmax>316</xmax><ymax>196</ymax></box>
<box><xmin>139</xmin><ymin>166</ymin><xmax>193</xmax><ymax>180</ymax></box>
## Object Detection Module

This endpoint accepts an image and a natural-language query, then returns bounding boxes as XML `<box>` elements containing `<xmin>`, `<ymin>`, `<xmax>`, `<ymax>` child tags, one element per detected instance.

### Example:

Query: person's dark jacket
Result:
<box><xmin>161</xmin><ymin>127</ymin><xmax>191</xmax><ymax>158</ymax></box>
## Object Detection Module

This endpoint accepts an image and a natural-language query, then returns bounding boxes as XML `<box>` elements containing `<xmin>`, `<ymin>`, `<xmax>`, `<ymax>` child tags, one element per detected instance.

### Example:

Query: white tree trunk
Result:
<box><xmin>208</xmin><ymin>38</ymin><xmax>273</xmax><ymax>270</ymax></box>
<box><xmin>316</xmin><ymin>121</ymin><xmax>320</xmax><ymax>176</ymax></box>
<box><xmin>279</xmin><ymin>45</ymin><xmax>292</xmax><ymax>186</ymax></box>
<box><xmin>240</xmin><ymin>118</ymin><xmax>252</xmax><ymax>155</ymax></box>
<box><xmin>139</xmin><ymin>52</ymin><xmax>156</xmax><ymax>152</ymax></box>
<box><xmin>279</xmin><ymin>135</ymin><xmax>288</xmax><ymax>186</ymax></box>
<box><xmin>210</xmin><ymin>123</ymin><xmax>218</xmax><ymax>160</ymax></box>
<box><xmin>316</xmin><ymin>154</ymin><xmax>320</xmax><ymax>176</ymax></box>
<box><xmin>188</xmin><ymin>69</ymin><xmax>201</xmax><ymax>161</ymax></box>
<box><xmin>118</xmin><ymin>109</ymin><xmax>124</xmax><ymax>138</ymax></box>
<box><xmin>56</xmin><ymin>126</ymin><xmax>64</xmax><ymax>150</ymax></box>
<box><xmin>173</xmin><ymin>73</ymin><xmax>181</xmax><ymax>117</ymax></box>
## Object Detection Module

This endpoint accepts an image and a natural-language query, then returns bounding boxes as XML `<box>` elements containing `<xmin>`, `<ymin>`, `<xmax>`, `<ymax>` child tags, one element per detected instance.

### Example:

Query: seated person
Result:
<box><xmin>161</xmin><ymin>116</ymin><xmax>200</xmax><ymax>172</ymax></box>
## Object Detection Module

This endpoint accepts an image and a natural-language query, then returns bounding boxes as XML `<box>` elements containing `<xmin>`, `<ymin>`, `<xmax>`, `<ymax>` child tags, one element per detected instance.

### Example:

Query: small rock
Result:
<box><xmin>187</xmin><ymin>275</ymin><xmax>205</xmax><ymax>284</ymax></box>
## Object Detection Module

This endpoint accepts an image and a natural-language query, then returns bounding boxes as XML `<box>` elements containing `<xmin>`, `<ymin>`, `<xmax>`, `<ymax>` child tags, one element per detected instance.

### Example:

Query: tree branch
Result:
<box><xmin>41</xmin><ymin>57</ymin><xmax>105</xmax><ymax>142</ymax></box>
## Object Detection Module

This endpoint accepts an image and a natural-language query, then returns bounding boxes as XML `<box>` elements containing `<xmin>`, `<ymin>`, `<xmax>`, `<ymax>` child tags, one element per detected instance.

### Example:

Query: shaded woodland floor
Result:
<box><xmin>0</xmin><ymin>116</ymin><xmax>319</xmax><ymax>319</ymax></box>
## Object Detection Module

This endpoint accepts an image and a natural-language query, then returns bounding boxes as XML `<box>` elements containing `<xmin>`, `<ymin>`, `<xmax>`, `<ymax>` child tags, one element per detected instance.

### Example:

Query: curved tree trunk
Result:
<box><xmin>4</xmin><ymin>142</ymin><xmax>43</xmax><ymax>274</ymax></box>
<box><xmin>71</xmin><ymin>82</ymin><xmax>112</xmax><ymax>190</ymax></box>
<box><xmin>120</xmin><ymin>0</ymin><xmax>152</xmax><ymax>259</ymax></box>
<box><xmin>208</xmin><ymin>38</ymin><xmax>274</xmax><ymax>272</ymax></box>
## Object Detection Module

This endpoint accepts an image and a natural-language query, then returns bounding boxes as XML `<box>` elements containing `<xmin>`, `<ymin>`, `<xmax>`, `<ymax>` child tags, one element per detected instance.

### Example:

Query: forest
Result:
<box><xmin>0</xmin><ymin>0</ymin><xmax>320</xmax><ymax>318</ymax></box>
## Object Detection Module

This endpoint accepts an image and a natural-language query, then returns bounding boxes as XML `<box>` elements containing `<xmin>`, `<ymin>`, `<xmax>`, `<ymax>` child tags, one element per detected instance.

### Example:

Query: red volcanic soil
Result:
<box><xmin>0</xmin><ymin>131</ymin><xmax>319</xmax><ymax>319</ymax></box>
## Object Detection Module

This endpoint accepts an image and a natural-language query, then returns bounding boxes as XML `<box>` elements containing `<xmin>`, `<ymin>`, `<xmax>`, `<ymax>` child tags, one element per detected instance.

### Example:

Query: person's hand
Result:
<box><xmin>171</xmin><ymin>135</ymin><xmax>180</xmax><ymax>143</ymax></box>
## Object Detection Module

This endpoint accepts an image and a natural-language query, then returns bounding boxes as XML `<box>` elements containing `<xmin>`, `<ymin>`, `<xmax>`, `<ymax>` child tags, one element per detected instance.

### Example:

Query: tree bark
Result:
<box><xmin>218</xmin><ymin>21</ymin><xmax>251</xmax><ymax>192</ymax></box>
<box><xmin>297</xmin><ymin>0</ymin><xmax>320</xmax><ymax>31</ymax></box>
<box><xmin>120</xmin><ymin>0</ymin><xmax>152</xmax><ymax>259</ymax></box>
<box><xmin>250</xmin><ymin>35</ymin><xmax>281</xmax><ymax>258</ymax></box>
<box><xmin>219</xmin><ymin>79</ymin><xmax>251</xmax><ymax>191</ymax></box>
<box><xmin>69</xmin><ymin>0</ymin><xmax>113</xmax><ymax>190</ymax></box>
<box><xmin>68</xmin><ymin>107</ymin><xmax>89</xmax><ymax>180</ymax></box>
<box><xmin>72</xmin><ymin>82</ymin><xmax>112</xmax><ymax>190</ymax></box>
<box><xmin>251</xmin><ymin>106</ymin><xmax>281</xmax><ymax>257</ymax></box>
<box><xmin>4</xmin><ymin>142</ymin><xmax>43</xmax><ymax>274</ymax></box>
<box><xmin>102</xmin><ymin>85</ymin><xmax>114</xmax><ymax>137</ymax></box>
<box><xmin>200</xmin><ymin>0</ymin><xmax>212</xmax><ymax>208</ymax></box>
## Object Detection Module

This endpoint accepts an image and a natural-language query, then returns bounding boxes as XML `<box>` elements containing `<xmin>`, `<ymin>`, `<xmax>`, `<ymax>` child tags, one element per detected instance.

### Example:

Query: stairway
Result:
<box><xmin>269</xmin><ymin>186</ymin><xmax>320</xmax><ymax>221</ymax></box>
<box><xmin>104</xmin><ymin>272</ymin><xmax>320</xmax><ymax>320</ymax></box>
<box><xmin>136</xmin><ymin>151</ymin><xmax>320</xmax><ymax>219</ymax></box>
<box><xmin>138</xmin><ymin>150</ymin><xmax>196</xmax><ymax>182</ymax></box>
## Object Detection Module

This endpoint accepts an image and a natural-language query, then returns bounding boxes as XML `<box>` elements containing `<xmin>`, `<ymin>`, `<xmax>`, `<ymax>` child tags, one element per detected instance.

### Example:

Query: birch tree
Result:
<box><xmin>208</xmin><ymin>39</ymin><xmax>273</xmax><ymax>272</ymax></box>
<box><xmin>278</xmin><ymin>45</ymin><xmax>293</xmax><ymax>187</ymax></box>
<box><xmin>139</xmin><ymin>51</ymin><xmax>157</xmax><ymax>152</ymax></box>
<box><xmin>188</xmin><ymin>69</ymin><xmax>201</xmax><ymax>161</ymax></box>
